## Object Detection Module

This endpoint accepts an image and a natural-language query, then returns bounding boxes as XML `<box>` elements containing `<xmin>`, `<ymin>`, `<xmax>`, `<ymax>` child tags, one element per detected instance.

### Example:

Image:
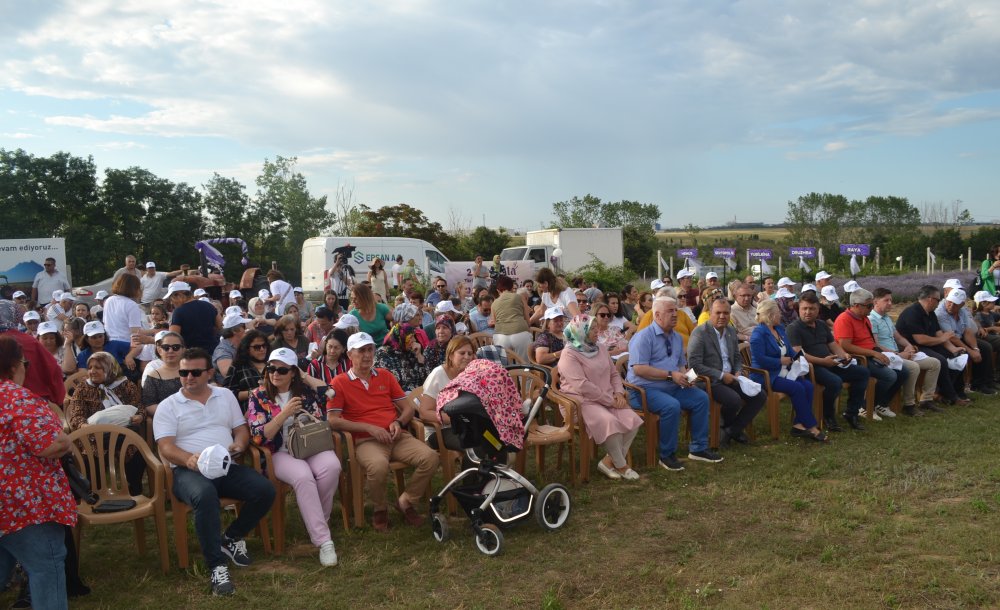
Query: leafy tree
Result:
<box><xmin>784</xmin><ymin>193</ymin><xmax>852</xmax><ymax>252</ymax></box>
<box><xmin>552</xmin><ymin>194</ymin><xmax>603</xmax><ymax>228</ymax></box>
<box><xmin>852</xmin><ymin>195</ymin><xmax>921</xmax><ymax>251</ymax></box>
<box><xmin>354</xmin><ymin>203</ymin><xmax>458</xmax><ymax>257</ymax></box>
<box><xmin>550</xmin><ymin>195</ymin><xmax>661</xmax><ymax>275</ymax></box>
<box><xmin>575</xmin><ymin>256</ymin><xmax>634</xmax><ymax>295</ymax></box>
<box><xmin>460</xmin><ymin>226</ymin><xmax>510</xmax><ymax>260</ymax></box>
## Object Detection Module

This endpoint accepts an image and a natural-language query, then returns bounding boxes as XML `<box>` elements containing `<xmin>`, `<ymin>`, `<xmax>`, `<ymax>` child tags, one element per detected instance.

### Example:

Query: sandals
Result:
<box><xmin>790</xmin><ymin>427</ymin><xmax>828</xmax><ymax>442</ymax></box>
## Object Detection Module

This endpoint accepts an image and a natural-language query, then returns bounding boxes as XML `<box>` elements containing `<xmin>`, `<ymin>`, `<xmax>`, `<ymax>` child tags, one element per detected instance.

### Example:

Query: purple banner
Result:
<box><xmin>839</xmin><ymin>244</ymin><xmax>870</xmax><ymax>256</ymax></box>
<box><xmin>789</xmin><ymin>247</ymin><xmax>816</xmax><ymax>258</ymax></box>
<box><xmin>748</xmin><ymin>248</ymin><xmax>772</xmax><ymax>259</ymax></box>
<box><xmin>677</xmin><ymin>248</ymin><xmax>698</xmax><ymax>257</ymax></box>
<box><xmin>713</xmin><ymin>248</ymin><xmax>736</xmax><ymax>257</ymax></box>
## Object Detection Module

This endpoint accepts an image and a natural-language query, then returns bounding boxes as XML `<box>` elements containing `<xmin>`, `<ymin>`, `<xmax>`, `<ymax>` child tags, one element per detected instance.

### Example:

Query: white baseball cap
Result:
<box><xmin>334</xmin><ymin>313</ymin><xmax>359</xmax><ymax>329</ymax></box>
<box><xmin>145</xmin><ymin>261</ymin><xmax>156</xmax><ymax>268</ymax></box>
<box><xmin>815</xmin><ymin>270</ymin><xmax>832</xmax><ymax>282</ymax></box>
<box><xmin>435</xmin><ymin>300</ymin><xmax>460</xmax><ymax>315</ymax></box>
<box><xmin>229</xmin><ymin>290</ymin><xmax>243</xmax><ymax>300</ymax></box>
<box><xmin>943</xmin><ymin>278</ymin><xmax>963</xmax><ymax>290</ymax></box>
<box><xmin>37</xmin><ymin>321</ymin><xmax>60</xmax><ymax>335</ymax></box>
<box><xmin>225</xmin><ymin>305</ymin><xmax>244</xmax><ymax>317</ymax></box>
<box><xmin>164</xmin><ymin>281</ymin><xmax>192</xmax><ymax>299</ymax></box>
<box><xmin>95</xmin><ymin>290</ymin><xmax>109</xmax><ymax>301</ymax></box>
<box><xmin>12</xmin><ymin>290</ymin><xmax>26</xmax><ymax>299</ymax></box>
<box><xmin>258</xmin><ymin>289</ymin><xmax>271</xmax><ymax>300</ymax></box>
<box><xmin>945</xmin><ymin>289</ymin><xmax>967</xmax><ymax>305</ymax></box>
<box><xmin>267</xmin><ymin>347</ymin><xmax>298</xmax><ymax>367</ymax></box>
<box><xmin>58</xmin><ymin>291</ymin><xmax>75</xmax><ymax>302</ymax></box>
<box><xmin>843</xmin><ymin>280</ymin><xmax>861</xmax><ymax>293</ymax></box>
<box><xmin>705</xmin><ymin>272</ymin><xmax>719</xmax><ymax>280</ymax></box>
<box><xmin>676</xmin><ymin>269</ymin><xmax>695</xmax><ymax>280</ymax></box>
<box><xmin>973</xmin><ymin>290</ymin><xmax>999</xmax><ymax>304</ymax></box>
<box><xmin>801</xmin><ymin>283</ymin><xmax>817</xmax><ymax>293</ymax></box>
<box><xmin>775</xmin><ymin>287</ymin><xmax>796</xmax><ymax>299</ymax></box>
<box><xmin>193</xmin><ymin>288</ymin><xmax>207</xmax><ymax>297</ymax></box>
<box><xmin>83</xmin><ymin>321</ymin><xmax>106</xmax><ymax>336</ymax></box>
<box><xmin>346</xmin><ymin>331</ymin><xmax>375</xmax><ymax>351</ymax></box>
<box><xmin>542</xmin><ymin>306</ymin><xmax>567</xmax><ymax>321</ymax></box>
<box><xmin>197</xmin><ymin>444</ymin><xmax>232</xmax><ymax>480</ymax></box>
<box><xmin>23</xmin><ymin>311</ymin><xmax>40</xmax><ymax>323</ymax></box>
<box><xmin>293</xmin><ymin>286</ymin><xmax>303</xmax><ymax>293</ymax></box>
<box><xmin>777</xmin><ymin>277</ymin><xmax>796</xmax><ymax>288</ymax></box>
<box><xmin>650</xmin><ymin>279</ymin><xmax>665</xmax><ymax>290</ymax></box>
<box><xmin>820</xmin><ymin>286</ymin><xmax>839</xmax><ymax>302</ymax></box>
<box><xmin>154</xmin><ymin>330</ymin><xmax>172</xmax><ymax>343</ymax></box>
<box><xmin>222</xmin><ymin>312</ymin><xmax>252</xmax><ymax>329</ymax></box>
<box><xmin>454</xmin><ymin>322</ymin><xmax>469</xmax><ymax>335</ymax></box>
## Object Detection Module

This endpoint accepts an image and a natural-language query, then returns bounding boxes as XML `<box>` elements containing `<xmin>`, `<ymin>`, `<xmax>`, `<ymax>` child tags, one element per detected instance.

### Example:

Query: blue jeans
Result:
<box><xmin>868</xmin><ymin>360</ymin><xmax>906</xmax><ymax>407</ymax></box>
<box><xmin>629</xmin><ymin>383</ymin><xmax>709</xmax><ymax>460</ymax></box>
<box><xmin>0</xmin><ymin>522</ymin><xmax>68</xmax><ymax>610</ymax></box>
<box><xmin>812</xmin><ymin>364</ymin><xmax>870</xmax><ymax>418</ymax></box>
<box><xmin>171</xmin><ymin>463</ymin><xmax>276</xmax><ymax>568</ymax></box>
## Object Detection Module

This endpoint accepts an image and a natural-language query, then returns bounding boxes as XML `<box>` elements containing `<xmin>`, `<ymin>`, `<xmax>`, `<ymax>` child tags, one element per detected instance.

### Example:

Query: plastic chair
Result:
<box><xmin>468</xmin><ymin>331</ymin><xmax>494</xmax><ymax>350</ymax></box>
<box><xmin>510</xmin><ymin>369</ymin><xmax>576</xmax><ymax>486</ymax></box>
<box><xmin>67</xmin><ymin>425</ymin><xmax>170</xmax><ymax>574</ymax></box>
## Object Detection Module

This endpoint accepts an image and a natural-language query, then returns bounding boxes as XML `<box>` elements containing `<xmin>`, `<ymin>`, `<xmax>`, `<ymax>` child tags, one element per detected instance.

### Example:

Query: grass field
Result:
<box><xmin>17</xmin><ymin>391</ymin><xmax>1000</xmax><ymax>609</ymax></box>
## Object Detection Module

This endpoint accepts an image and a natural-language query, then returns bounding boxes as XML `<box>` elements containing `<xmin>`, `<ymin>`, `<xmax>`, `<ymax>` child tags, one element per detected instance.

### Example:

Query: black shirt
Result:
<box><xmin>786</xmin><ymin>319</ymin><xmax>833</xmax><ymax>358</ymax></box>
<box><xmin>171</xmin><ymin>299</ymin><xmax>219</xmax><ymax>351</ymax></box>
<box><xmin>894</xmin><ymin>302</ymin><xmax>941</xmax><ymax>346</ymax></box>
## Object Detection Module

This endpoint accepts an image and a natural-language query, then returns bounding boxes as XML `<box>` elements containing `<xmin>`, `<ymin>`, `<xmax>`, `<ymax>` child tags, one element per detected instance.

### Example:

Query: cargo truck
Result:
<box><xmin>499</xmin><ymin>228</ymin><xmax>624</xmax><ymax>274</ymax></box>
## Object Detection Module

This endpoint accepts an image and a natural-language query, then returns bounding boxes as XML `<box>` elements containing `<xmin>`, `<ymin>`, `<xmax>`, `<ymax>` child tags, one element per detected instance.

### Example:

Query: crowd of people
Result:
<box><xmin>5</xmin><ymin>248</ymin><xmax>1000</xmax><ymax>605</ymax></box>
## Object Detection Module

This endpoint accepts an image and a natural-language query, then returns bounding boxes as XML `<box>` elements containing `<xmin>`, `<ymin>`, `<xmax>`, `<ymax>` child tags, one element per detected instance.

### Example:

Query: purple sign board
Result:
<box><xmin>748</xmin><ymin>249</ymin><xmax>772</xmax><ymax>259</ymax></box>
<box><xmin>789</xmin><ymin>247</ymin><xmax>816</xmax><ymax>258</ymax></box>
<box><xmin>713</xmin><ymin>248</ymin><xmax>736</xmax><ymax>257</ymax></box>
<box><xmin>839</xmin><ymin>244</ymin><xmax>870</xmax><ymax>256</ymax></box>
<box><xmin>677</xmin><ymin>248</ymin><xmax>698</xmax><ymax>257</ymax></box>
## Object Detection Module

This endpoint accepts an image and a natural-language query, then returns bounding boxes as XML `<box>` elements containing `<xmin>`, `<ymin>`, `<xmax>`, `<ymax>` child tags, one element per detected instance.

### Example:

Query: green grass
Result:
<box><xmin>16</xmin><ymin>396</ymin><xmax>1000</xmax><ymax>609</ymax></box>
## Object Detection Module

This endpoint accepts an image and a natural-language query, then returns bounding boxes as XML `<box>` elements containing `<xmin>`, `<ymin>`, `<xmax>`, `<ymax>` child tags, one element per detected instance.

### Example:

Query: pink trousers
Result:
<box><xmin>271</xmin><ymin>450</ymin><xmax>342</xmax><ymax>547</ymax></box>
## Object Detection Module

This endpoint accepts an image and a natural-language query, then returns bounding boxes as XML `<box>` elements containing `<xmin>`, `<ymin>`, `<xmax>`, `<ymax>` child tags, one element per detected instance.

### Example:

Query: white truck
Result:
<box><xmin>300</xmin><ymin>236</ymin><xmax>450</xmax><ymax>300</ymax></box>
<box><xmin>499</xmin><ymin>228</ymin><xmax>624</xmax><ymax>274</ymax></box>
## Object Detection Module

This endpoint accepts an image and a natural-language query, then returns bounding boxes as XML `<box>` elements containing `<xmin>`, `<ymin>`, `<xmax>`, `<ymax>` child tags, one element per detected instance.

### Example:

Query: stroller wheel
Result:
<box><xmin>431</xmin><ymin>513</ymin><xmax>450</xmax><ymax>543</ymax></box>
<box><xmin>535</xmin><ymin>483</ymin><xmax>572</xmax><ymax>531</ymax></box>
<box><xmin>474</xmin><ymin>524</ymin><xmax>504</xmax><ymax>556</ymax></box>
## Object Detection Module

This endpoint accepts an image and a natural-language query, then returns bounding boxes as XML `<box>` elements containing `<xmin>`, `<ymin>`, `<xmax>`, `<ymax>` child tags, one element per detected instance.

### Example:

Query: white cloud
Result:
<box><xmin>1</xmin><ymin>132</ymin><xmax>37</xmax><ymax>139</ymax></box>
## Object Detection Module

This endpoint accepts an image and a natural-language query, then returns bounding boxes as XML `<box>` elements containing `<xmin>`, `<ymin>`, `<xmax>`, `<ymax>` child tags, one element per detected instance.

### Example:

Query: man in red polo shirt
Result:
<box><xmin>833</xmin><ymin>287</ymin><xmax>906</xmax><ymax>420</ymax></box>
<box><xmin>327</xmin><ymin>332</ymin><xmax>439</xmax><ymax>532</ymax></box>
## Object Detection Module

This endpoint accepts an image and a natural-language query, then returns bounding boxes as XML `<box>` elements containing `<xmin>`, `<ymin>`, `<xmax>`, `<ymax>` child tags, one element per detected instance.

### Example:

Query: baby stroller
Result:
<box><xmin>428</xmin><ymin>362</ymin><xmax>572</xmax><ymax>555</ymax></box>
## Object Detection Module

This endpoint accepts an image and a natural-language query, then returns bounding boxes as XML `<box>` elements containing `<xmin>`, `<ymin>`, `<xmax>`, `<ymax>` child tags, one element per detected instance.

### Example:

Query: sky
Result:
<box><xmin>3</xmin><ymin>0</ymin><xmax>1000</xmax><ymax>232</ymax></box>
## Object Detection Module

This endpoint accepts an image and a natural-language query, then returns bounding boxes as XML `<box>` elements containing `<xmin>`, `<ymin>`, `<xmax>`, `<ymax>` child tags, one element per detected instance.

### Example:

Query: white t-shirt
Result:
<box><xmin>421</xmin><ymin>365</ymin><xmax>454</xmax><ymax>440</ymax></box>
<box><xmin>153</xmin><ymin>386</ymin><xmax>244</xmax><ymax>464</ymax></box>
<box><xmin>270</xmin><ymin>279</ymin><xmax>295</xmax><ymax>313</ymax></box>
<box><xmin>542</xmin><ymin>287</ymin><xmax>576</xmax><ymax>311</ymax></box>
<box><xmin>390</xmin><ymin>263</ymin><xmax>402</xmax><ymax>287</ymax></box>
<box><xmin>33</xmin><ymin>270</ymin><xmax>70</xmax><ymax>304</ymax></box>
<box><xmin>140</xmin><ymin>272</ymin><xmax>167</xmax><ymax>303</ymax></box>
<box><xmin>102</xmin><ymin>295</ymin><xmax>144</xmax><ymax>342</ymax></box>
<box><xmin>275</xmin><ymin>391</ymin><xmax>293</xmax><ymax>453</ymax></box>
<box><xmin>45</xmin><ymin>303</ymin><xmax>66</xmax><ymax>322</ymax></box>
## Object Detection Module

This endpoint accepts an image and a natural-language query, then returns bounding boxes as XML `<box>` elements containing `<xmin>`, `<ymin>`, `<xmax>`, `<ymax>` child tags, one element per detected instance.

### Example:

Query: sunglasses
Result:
<box><xmin>159</xmin><ymin>344</ymin><xmax>182</xmax><ymax>352</ymax></box>
<box><xmin>597</xmin><ymin>313</ymin><xmax>612</xmax><ymax>318</ymax></box>
<box><xmin>249</xmin><ymin>344</ymin><xmax>268</xmax><ymax>350</ymax></box>
<box><xmin>267</xmin><ymin>365</ymin><xmax>293</xmax><ymax>374</ymax></box>
<box><xmin>436</xmin><ymin>284</ymin><xmax>447</xmax><ymax>288</ymax></box>
<box><xmin>576</xmin><ymin>300</ymin><xmax>588</xmax><ymax>304</ymax></box>
<box><xmin>178</xmin><ymin>368</ymin><xmax>207</xmax><ymax>377</ymax></box>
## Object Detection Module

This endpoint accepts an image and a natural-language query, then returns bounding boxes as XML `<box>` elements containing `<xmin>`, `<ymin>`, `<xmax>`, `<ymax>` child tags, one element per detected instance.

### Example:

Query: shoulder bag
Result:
<box><xmin>286</xmin><ymin>412</ymin><xmax>335</xmax><ymax>460</ymax></box>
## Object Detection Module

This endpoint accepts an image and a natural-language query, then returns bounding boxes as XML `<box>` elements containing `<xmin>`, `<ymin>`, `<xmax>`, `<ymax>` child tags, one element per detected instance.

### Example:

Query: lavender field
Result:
<box><xmin>827</xmin><ymin>270</ymin><xmax>979</xmax><ymax>301</ymax></box>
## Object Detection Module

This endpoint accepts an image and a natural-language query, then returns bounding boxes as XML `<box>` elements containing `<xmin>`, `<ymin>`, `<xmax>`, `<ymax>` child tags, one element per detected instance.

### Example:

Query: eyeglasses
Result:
<box><xmin>249</xmin><ymin>344</ymin><xmax>267</xmax><ymax>350</ymax></box>
<box><xmin>159</xmin><ymin>344</ymin><xmax>182</xmax><ymax>352</ymax></box>
<box><xmin>43</xmin><ymin>263</ymin><xmax>54</xmax><ymax>267</ymax></box>
<box><xmin>436</xmin><ymin>284</ymin><xmax>447</xmax><ymax>288</ymax></box>
<box><xmin>597</xmin><ymin>313</ymin><xmax>612</xmax><ymax>318</ymax></box>
<box><xmin>266</xmin><ymin>366</ymin><xmax>293</xmax><ymax>375</ymax></box>
<box><xmin>178</xmin><ymin>368</ymin><xmax>207</xmax><ymax>377</ymax></box>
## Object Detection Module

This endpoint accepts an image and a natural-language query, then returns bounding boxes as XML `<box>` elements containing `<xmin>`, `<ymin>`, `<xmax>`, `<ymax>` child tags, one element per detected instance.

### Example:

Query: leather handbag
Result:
<box><xmin>285</xmin><ymin>412</ymin><xmax>335</xmax><ymax>460</ymax></box>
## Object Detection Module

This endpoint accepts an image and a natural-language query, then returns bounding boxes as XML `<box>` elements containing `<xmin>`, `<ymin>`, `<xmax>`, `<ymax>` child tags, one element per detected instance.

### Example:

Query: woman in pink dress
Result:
<box><xmin>557</xmin><ymin>314</ymin><xmax>643</xmax><ymax>481</ymax></box>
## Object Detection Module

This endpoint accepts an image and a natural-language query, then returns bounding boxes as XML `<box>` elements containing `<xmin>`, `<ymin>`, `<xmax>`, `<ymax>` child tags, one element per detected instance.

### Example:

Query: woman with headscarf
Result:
<box><xmin>65</xmin><ymin>351</ymin><xmax>146</xmax><ymax>494</ymax></box>
<box><xmin>558</xmin><ymin>314</ymin><xmax>643</xmax><ymax>481</ymax></box>
<box><xmin>423</xmin><ymin>315</ymin><xmax>455</xmax><ymax>371</ymax></box>
<box><xmin>247</xmin><ymin>296</ymin><xmax>278</xmax><ymax>336</ymax></box>
<box><xmin>373</xmin><ymin>304</ymin><xmax>431</xmax><ymax>392</ymax></box>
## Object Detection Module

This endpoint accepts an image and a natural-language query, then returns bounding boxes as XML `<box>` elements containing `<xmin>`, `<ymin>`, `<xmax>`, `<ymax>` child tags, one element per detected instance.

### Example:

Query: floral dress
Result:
<box><xmin>373</xmin><ymin>346</ymin><xmax>430</xmax><ymax>392</ymax></box>
<box><xmin>246</xmin><ymin>387</ymin><xmax>325</xmax><ymax>455</ymax></box>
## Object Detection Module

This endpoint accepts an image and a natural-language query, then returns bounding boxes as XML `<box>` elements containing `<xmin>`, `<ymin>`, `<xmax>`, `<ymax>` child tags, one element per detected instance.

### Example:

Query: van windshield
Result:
<box><xmin>500</xmin><ymin>248</ymin><xmax>526</xmax><ymax>261</ymax></box>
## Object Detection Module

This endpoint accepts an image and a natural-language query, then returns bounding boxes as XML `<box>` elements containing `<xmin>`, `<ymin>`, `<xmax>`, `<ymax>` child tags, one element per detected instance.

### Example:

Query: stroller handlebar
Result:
<box><xmin>504</xmin><ymin>363</ymin><xmax>552</xmax><ymax>386</ymax></box>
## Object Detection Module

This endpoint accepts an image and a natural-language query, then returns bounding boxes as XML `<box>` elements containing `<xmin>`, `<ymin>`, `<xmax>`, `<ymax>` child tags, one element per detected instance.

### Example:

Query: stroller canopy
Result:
<box><xmin>437</xmin><ymin>360</ymin><xmax>526</xmax><ymax>449</ymax></box>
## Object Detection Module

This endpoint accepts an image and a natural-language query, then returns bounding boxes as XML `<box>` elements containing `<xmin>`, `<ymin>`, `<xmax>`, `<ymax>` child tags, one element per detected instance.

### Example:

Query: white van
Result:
<box><xmin>301</xmin><ymin>236</ymin><xmax>450</xmax><ymax>299</ymax></box>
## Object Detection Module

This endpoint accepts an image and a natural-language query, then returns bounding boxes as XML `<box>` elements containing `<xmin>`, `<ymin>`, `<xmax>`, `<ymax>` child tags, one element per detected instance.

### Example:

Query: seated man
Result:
<box><xmin>730</xmin><ymin>284</ymin><xmax>757</xmax><ymax>342</ymax></box>
<box><xmin>833</xmin><ymin>288</ymin><xmax>907</xmax><ymax>420</ymax></box>
<box><xmin>687</xmin><ymin>298</ymin><xmax>766</xmax><ymax>447</ymax></box>
<box><xmin>626</xmin><ymin>296</ymin><xmax>723</xmax><ymax>471</ymax></box>
<box><xmin>154</xmin><ymin>348</ymin><xmax>276</xmax><ymax>596</ymax></box>
<box><xmin>787</xmin><ymin>292</ymin><xmax>871</xmax><ymax>431</ymax></box>
<box><xmin>869</xmin><ymin>287</ymin><xmax>942</xmax><ymax>416</ymax></box>
<box><xmin>895</xmin><ymin>285</ymin><xmax>970</xmax><ymax>406</ymax></box>
<box><xmin>327</xmin><ymin>332</ymin><xmax>439</xmax><ymax>531</ymax></box>
<box><xmin>936</xmin><ymin>288</ymin><xmax>996</xmax><ymax>395</ymax></box>
<box><xmin>468</xmin><ymin>294</ymin><xmax>495</xmax><ymax>336</ymax></box>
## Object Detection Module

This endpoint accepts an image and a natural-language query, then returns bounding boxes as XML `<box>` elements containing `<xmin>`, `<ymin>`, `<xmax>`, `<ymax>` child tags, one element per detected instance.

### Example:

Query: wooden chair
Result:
<box><xmin>67</xmin><ymin>425</ymin><xmax>170</xmax><ymax>574</ymax></box>
<box><xmin>164</xmin><ymin>456</ymin><xmax>272</xmax><ymax>569</ymax></box>
<box><xmin>739</xmin><ymin>344</ymin><xmax>789</xmax><ymax>439</ymax></box>
<box><xmin>343</xmin><ymin>388</ymin><xmax>429</xmax><ymax>528</ymax></box>
<box><xmin>246</xmin><ymin>437</ymin><xmax>352</xmax><ymax>555</ymax></box>
<box><xmin>510</xmin><ymin>369</ymin><xmax>576</xmax><ymax>486</ymax></box>
<box><xmin>468</xmin><ymin>331</ymin><xmax>494</xmax><ymax>350</ymax></box>
<box><xmin>616</xmin><ymin>354</ymin><xmax>660</xmax><ymax>468</ymax></box>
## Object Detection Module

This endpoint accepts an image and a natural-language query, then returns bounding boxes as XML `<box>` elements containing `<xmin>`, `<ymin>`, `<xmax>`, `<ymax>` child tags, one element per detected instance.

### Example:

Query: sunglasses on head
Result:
<box><xmin>159</xmin><ymin>344</ymin><xmax>182</xmax><ymax>352</ymax></box>
<box><xmin>178</xmin><ymin>368</ymin><xmax>207</xmax><ymax>377</ymax></box>
<box><xmin>267</xmin><ymin>365</ymin><xmax>293</xmax><ymax>374</ymax></box>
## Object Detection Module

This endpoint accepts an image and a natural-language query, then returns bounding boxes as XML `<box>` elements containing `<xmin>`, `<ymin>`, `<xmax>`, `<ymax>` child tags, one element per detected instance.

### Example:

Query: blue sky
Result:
<box><xmin>3</xmin><ymin>0</ymin><xmax>999</xmax><ymax>232</ymax></box>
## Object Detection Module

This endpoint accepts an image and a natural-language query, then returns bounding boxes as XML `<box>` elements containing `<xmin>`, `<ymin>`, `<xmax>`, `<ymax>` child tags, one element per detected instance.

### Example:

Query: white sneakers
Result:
<box><xmin>875</xmin><ymin>405</ymin><xmax>896</xmax><ymax>418</ymax></box>
<box><xmin>319</xmin><ymin>541</ymin><xmax>338</xmax><ymax>567</ymax></box>
<box><xmin>598</xmin><ymin>459</ymin><xmax>641</xmax><ymax>481</ymax></box>
<box><xmin>858</xmin><ymin>407</ymin><xmax>882</xmax><ymax>422</ymax></box>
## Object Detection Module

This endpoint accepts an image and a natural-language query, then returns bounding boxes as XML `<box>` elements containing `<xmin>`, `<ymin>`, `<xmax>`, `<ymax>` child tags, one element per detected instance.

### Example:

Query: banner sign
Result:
<box><xmin>444</xmin><ymin>261</ymin><xmax>534</xmax><ymax>294</ymax></box>
<box><xmin>839</xmin><ymin>244</ymin><xmax>870</xmax><ymax>256</ymax></box>
<box><xmin>748</xmin><ymin>248</ymin><xmax>772</xmax><ymax>259</ymax></box>
<box><xmin>677</xmin><ymin>248</ymin><xmax>698</xmax><ymax>258</ymax></box>
<box><xmin>713</xmin><ymin>248</ymin><xmax>736</xmax><ymax>257</ymax></box>
<box><xmin>789</xmin><ymin>247</ymin><xmax>815</xmax><ymax>258</ymax></box>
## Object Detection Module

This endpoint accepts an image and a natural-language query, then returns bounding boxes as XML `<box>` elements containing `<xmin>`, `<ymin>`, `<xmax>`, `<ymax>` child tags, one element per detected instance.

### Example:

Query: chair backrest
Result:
<box><xmin>506</xmin><ymin>349</ymin><xmax>527</xmax><ymax>366</ymax></box>
<box><xmin>49</xmin><ymin>403</ymin><xmax>71</xmax><ymax>433</ymax></box>
<box><xmin>614</xmin><ymin>353</ymin><xmax>630</xmax><ymax>378</ymax></box>
<box><xmin>67</xmin><ymin>425</ymin><xmax>159</xmax><ymax>497</ymax></box>
<box><xmin>399</xmin><ymin>386</ymin><xmax>423</xmax><ymax>415</ymax></box>
<box><xmin>739</xmin><ymin>343</ymin><xmax>752</xmax><ymax>367</ymax></box>
<box><xmin>468</xmin><ymin>331</ymin><xmax>494</xmax><ymax>350</ymax></box>
<box><xmin>509</xmin><ymin>367</ymin><xmax>546</xmax><ymax>404</ymax></box>
<box><xmin>529</xmin><ymin>327</ymin><xmax>544</xmax><ymax>341</ymax></box>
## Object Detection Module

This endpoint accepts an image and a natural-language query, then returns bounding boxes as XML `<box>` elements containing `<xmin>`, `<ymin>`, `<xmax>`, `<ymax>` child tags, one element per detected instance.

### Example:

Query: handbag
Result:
<box><xmin>285</xmin><ymin>412</ymin><xmax>335</xmax><ymax>460</ymax></box>
<box><xmin>61</xmin><ymin>455</ymin><xmax>98</xmax><ymax>505</ymax></box>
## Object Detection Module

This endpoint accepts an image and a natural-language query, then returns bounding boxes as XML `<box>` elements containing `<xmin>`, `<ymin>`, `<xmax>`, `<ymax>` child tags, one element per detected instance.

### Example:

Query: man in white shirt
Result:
<box><xmin>266</xmin><ymin>270</ymin><xmax>296</xmax><ymax>314</ymax></box>
<box><xmin>390</xmin><ymin>255</ymin><xmax>403</xmax><ymax>288</ymax></box>
<box><xmin>112</xmin><ymin>255</ymin><xmax>142</xmax><ymax>282</ymax></box>
<box><xmin>45</xmin><ymin>291</ymin><xmax>76</xmax><ymax>322</ymax></box>
<box><xmin>31</xmin><ymin>257</ymin><xmax>71</xmax><ymax>305</ymax></box>
<box><xmin>140</xmin><ymin>261</ymin><xmax>181</xmax><ymax>306</ymax></box>
<box><xmin>154</xmin><ymin>348</ymin><xmax>275</xmax><ymax>596</ymax></box>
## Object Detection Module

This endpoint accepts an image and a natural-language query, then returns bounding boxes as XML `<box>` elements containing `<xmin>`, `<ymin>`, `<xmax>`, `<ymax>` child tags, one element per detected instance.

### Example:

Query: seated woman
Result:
<box><xmin>604</xmin><ymin>293</ymin><xmax>634</xmax><ymax>337</ymax></box>
<box><xmin>417</xmin><ymin>336</ymin><xmax>476</xmax><ymax>451</ymax></box>
<box><xmin>632</xmin><ymin>290</ymin><xmax>653</xmax><ymax>325</ymax></box>
<box><xmin>534</xmin><ymin>307</ymin><xmax>568</xmax><ymax>366</ymax></box>
<box><xmin>224</xmin><ymin>330</ymin><xmax>270</xmax><ymax>413</ymax></box>
<box><xmin>70</xmin><ymin>321</ymin><xmax>132</xmax><ymax>374</ymax></box>
<box><xmin>558</xmin><ymin>314</ymin><xmax>643</xmax><ymax>480</ymax></box>
<box><xmin>271</xmin><ymin>314</ymin><xmax>310</xmax><ymax>360</ymax></box>
<box><xmin>307</xmin><ymin>329</ymin><xmax>351</xmax><ymax>385</ymax></box>
<box><xmin>374</xmin><ymin>305</ymin><xmax>431</xmax><ymax>392</ymax></box>
<box><xmin>755</xmin><ymin>276</ymin><xmax>776</xmax><ymax>305</ymax></box>
<box><xmin>590</xmin><ymin>301</ymin><xmax>627</xmax><ymax>357</ymax></box>
<box><xmin>696</xmin><ymin>288</ymin><xmax>726</xmax><ymax>325</ymax></box>
<box><xmin>247</xmin><ymin>348</ymin><xmax>341</xmax><ymax>567</ymax></box>
<box><xmin>247</xmin><ymin>297</ymin><xmax>278</xmax><ymax>336</ymax></box>
<box><xmin>36</xmin><ymin>321</ymin><xmax>67</xmax><ymax>374</ymax></box>
<box><xmin>749</xmin><ymin>299</ymin><xmax>825</xmax><ymax>442</ymax></box>
<box><xmin>141</xmin><ymin>331</ymin><xmax>184</xmax><ymax>418</ymax></box>
<box><xmin>423</xmin><ymin>315</ymin><xmax>455</xmax><ymax>371</ymax></box>
<box><xmin>66</xmin><ymin>351</ymin><xmax>146</xmax><ymax>494</ymax></box>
